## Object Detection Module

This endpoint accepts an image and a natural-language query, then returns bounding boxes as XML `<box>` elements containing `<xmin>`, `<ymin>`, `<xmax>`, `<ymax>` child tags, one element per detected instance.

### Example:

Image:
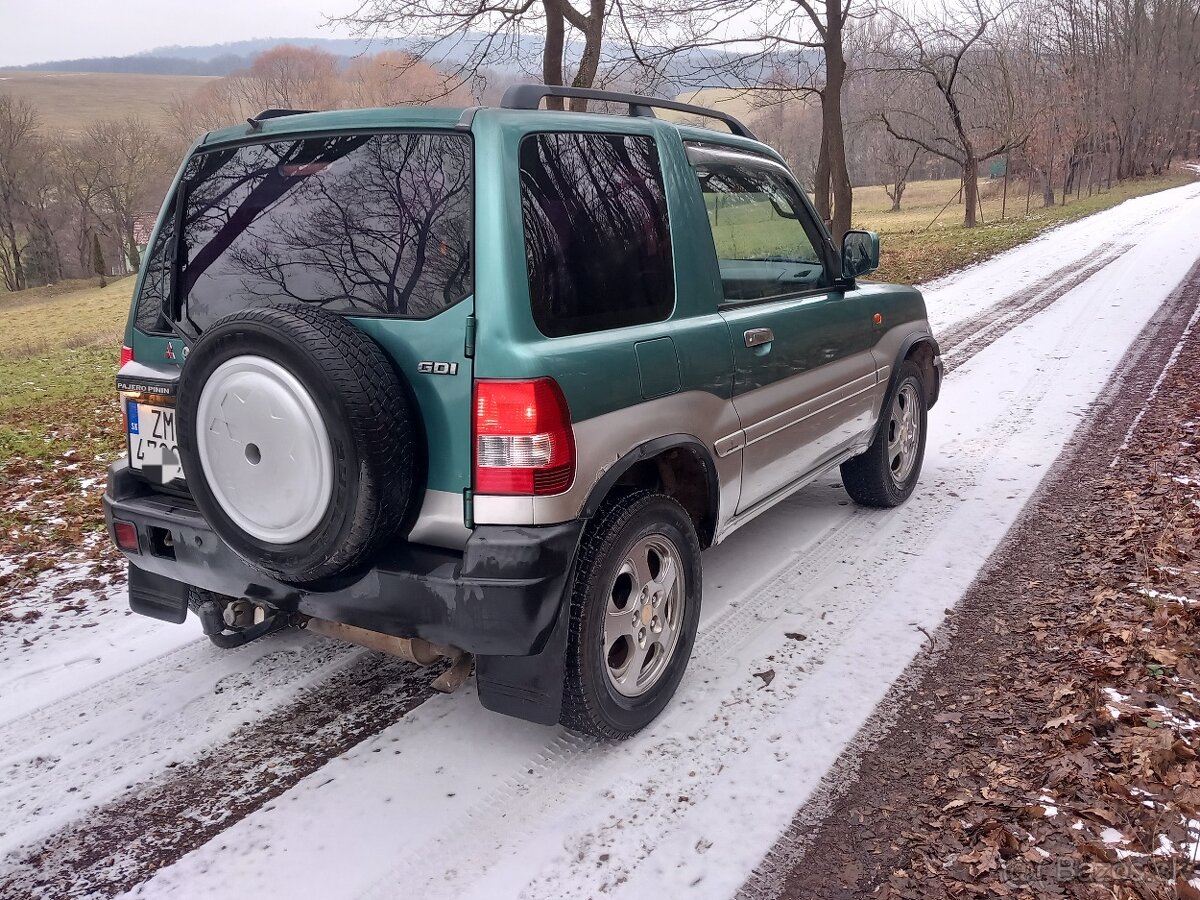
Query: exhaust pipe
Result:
<box><xmin>302</xmin><ymin>617</ymin><xmax>451</xmax><ymax>666</ymax></box>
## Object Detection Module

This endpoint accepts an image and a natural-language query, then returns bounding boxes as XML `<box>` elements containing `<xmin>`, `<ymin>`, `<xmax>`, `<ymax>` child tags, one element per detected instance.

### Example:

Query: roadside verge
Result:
<box><xmin>743</xmin><ymin>261</ymin><xmax>1200</xmax><ymax>898</ymax></box>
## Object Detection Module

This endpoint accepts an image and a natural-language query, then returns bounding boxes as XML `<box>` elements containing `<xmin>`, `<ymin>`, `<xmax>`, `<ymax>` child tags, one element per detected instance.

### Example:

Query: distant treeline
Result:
<box><xmin>18</xmin><ymin>54</ymin><xmax>255</xmax><ymax>76</ymax></box>
<box><xmin>13</xmin><ymin>37</ymin><xmax>388</xmax><ymax>76</ymax></box>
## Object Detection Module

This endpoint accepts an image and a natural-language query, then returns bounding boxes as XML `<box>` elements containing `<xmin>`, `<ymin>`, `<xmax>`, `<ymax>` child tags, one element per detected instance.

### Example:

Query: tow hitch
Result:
<box><xmin>191</xmin><ymin>591</ymin><xmax>289</xmax><ymax>649</ymax></box>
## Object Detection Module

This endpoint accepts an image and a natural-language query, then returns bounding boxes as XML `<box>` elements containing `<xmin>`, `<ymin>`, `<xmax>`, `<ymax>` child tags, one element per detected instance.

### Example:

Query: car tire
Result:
<box><xmin>176</xmin><ymin>304</ymin><xmax>418</xmax><ymax>584</ymax></box>
<box><xmin>841</xmin><ymin>358</ymin><xmax>928</xmax><ymax>508</ymax></box>
<box><xmin>560</xmin><ymin>490</ymin><xmax>702</xmax><ymax>740</ymax></box>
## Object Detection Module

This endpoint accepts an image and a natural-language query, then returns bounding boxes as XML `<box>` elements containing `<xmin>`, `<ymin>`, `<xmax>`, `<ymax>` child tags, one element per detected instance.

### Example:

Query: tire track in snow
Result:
<box><xmin>938</xmin><ymin>239</ymin><xmax>1127</xmax><ymax>373</ymax></box>
<box><xmin>483</xmin><ymin>224</ymin><xmax>1200</xmax><ymax>900</ymax></box>
<box><xmin>736</xmin><ymin>258</ymin><xmax>1200</xmax><ymax>900</ymax></box>
<box><xmin>0</xmin><ymin>650</ymin><xmax>436</xmax><ymax>899</ymax></box>
<box><xmin>358</xmin><ymin>277</ymin><xmax>1106</xmax><ymax>899</ymax></box>
<box><xmin>0</xmin><ymin>633</ymin><xmax>355</xmax><ymax>857</ymax></box>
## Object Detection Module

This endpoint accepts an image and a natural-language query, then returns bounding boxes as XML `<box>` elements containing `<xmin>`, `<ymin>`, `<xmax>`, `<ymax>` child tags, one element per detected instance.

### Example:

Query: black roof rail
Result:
<box><xmin>246</xmin><ymin>108</ymin><xmax>316</xmax><ymax>130</ymax></box>
<box><xmin>499</xmin><ymin>84</ymin><xmax>757</xmax><ymax>140</ymax></box>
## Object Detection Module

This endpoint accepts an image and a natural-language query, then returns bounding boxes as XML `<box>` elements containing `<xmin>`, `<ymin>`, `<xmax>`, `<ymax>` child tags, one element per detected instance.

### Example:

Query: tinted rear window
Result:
<box><xmin>175</xmin><ymin>132</ymin><xmax>471</xmax><ymax>331</ymax></box>
<box><xmin>520</xmin><ymin>132</ymin><xmax>674</xmax><ymax>337</ymax></box>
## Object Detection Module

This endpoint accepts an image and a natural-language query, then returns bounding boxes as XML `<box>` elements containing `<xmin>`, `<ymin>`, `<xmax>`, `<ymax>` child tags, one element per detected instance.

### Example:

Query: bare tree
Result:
<box><xmin>0</xmin><ymin>95</ymin><xmax>39</xmax><ymax>290</ymax></box>
<box><xmin>615</xmin><ymin>0</ymin><xmax>865</xmax><ymax>241</ymax></box>
<box><xmin>76</xmin><ymin>118</ymin><xmax>169</xmax><ymax>271</ymax></box>
<box><xmin>881</xmin><ymin>143</ymin><xmax>920</xmax><ymax>210</ymax></box>
<box><xmin>233</xmin><ymin>45</ymin><xmax>343</xmax><ymax>111</ymax></box>
<box><xmin>333</xmin><ymin>0</ymin><xmax>607</xmax><ymax>109</ymax></box>
<box><xmin>343</xmin><ymin>51</ymin><xmax>470</xmax><ymax>106</ymax></box>
<box><xmin>877</xmin><ymin>0</ymin><xmax>1029</xmax><ymax>226</ymax></box>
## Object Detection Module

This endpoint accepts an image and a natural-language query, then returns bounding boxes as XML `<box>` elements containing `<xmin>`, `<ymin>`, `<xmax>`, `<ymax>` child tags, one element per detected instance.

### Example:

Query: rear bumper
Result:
<box><xmin>103</xmin><ymin>460</ymin><xmax>582</xmax><ymax>656</ymax></box>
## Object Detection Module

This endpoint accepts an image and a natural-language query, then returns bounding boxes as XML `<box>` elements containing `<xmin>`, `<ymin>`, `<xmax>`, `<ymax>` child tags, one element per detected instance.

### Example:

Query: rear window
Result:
<box><xmin>166</xmin><ymin>132</ymin><xmax>471</xmax><ymax>332</ymax></box>
<box><xmin>520</xmin><ymin>132</ymin><xmax>674</xmax><ymax>338</ymax></box>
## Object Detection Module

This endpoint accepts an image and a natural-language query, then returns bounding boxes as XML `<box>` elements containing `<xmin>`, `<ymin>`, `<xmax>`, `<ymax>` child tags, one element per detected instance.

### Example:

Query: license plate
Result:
<box><xmin>127</xmin><ymin>401</ymin><xmax>181</xmax><ymax>478</ymax></box>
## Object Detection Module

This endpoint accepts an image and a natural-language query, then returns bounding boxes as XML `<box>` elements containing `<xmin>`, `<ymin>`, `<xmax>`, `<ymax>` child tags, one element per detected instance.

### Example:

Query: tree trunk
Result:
<box><xmin>963</xmin><ymin>153</ymin><xmax>979</xmax><ymax>228</ymax></box>
<box><xmin>541</xmin><ymin>0</ymin><xmax>566</xmax><ymax>110</ymax></box>
<box><xmin>822</xmin><ymin>7</ymin><xmax>853</xmax><ymax>243</ymax></box>
<box><xmin>567</xmin><ymin>0</ymin><xmax>605</xmax><ymax>111</ymax></box>
<box><xmin>1000</xmin><ymin>154</ymin><xmax>1009</xmax><ymax>220</ymax></box>
<box><xmin>125</xmin><ymin>223</ymin><xmax>141</xmax><ymax>272</ymax></box>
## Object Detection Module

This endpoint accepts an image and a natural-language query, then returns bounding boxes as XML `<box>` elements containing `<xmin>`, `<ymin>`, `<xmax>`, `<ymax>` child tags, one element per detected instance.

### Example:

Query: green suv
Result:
<box><xmin>103</xmin><ymin>85</ymin><xmax>941</xmax><ymax>738</ymax></box>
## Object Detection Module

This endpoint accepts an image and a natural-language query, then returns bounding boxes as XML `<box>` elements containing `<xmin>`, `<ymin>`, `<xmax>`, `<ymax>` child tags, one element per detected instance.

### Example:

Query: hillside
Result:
<box><xmin>0</xmin><ymin>71</ymin><xmax>215</xmax><ymax>133</ymax></box>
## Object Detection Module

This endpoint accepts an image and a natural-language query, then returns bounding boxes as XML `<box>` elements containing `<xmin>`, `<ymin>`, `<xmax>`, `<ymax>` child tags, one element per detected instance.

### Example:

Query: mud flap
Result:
<box><xmin>128</xmin><ymin>563</ymin><xmax>189</xmax><ymax>625</ymax></box>
<box><xmin>475</xmin><ymin>595</ymin><xmax>570</xmax><ymax>726</ymax></box>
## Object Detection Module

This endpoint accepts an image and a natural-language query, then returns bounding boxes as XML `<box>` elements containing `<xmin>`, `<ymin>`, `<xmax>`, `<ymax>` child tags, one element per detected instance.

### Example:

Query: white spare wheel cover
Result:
<box><xmin>195</xmin><ymin>355</ymin><xmax>334</xmax><ymax>545</ymax></box>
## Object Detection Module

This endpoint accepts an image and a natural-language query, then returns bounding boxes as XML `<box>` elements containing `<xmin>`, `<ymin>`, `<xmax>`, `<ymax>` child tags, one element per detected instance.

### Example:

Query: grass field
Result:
<box><xmin>861</xmin><ymin>173</ymin><xmax>1195</xmax><ymax>283</ymax></box>
<box><xmin>697</xmin><ymin>171</ymin><xmax>1197</xmax><ymax>284</ymax></box>
<box><xmin>0</xmin><ymin>277</ymin><xmax>132</xmax><ymax>471</ymax></box>
<box><xmin>0</xmin><ymin>276</ymin><xmax>133</xmax><ymax>360</ymax></box>
<box><xmin>0</xmin><ymin>71</ymin><xmax>215</xmax><ymax>133</ymax></box>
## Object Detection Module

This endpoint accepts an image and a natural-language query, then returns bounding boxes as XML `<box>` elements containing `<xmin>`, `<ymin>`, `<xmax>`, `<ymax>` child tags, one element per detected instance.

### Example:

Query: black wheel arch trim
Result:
<box><xmin>579</xmin><ymin>433</ymin><xmax>721</xmax><ymax>545</ymax></box>
<box><xmin>890</xmin><ymin>332</ymin><xmax>942</xmax><ymax>410</ymax></box>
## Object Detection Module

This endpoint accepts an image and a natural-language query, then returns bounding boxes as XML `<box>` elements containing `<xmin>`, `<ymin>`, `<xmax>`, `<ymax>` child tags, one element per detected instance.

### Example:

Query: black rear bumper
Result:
<box><xmin>102</xmin><ymin>460</ymin><xmax>582</xmax><ymax>658</ymax></box>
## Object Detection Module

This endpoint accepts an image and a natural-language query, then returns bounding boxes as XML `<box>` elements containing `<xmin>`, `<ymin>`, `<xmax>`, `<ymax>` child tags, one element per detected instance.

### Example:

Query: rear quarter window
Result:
<box><xmin>520</xmin><ymin>132</ymin><xmax>674</xmax><ymax>338</ymax></box>
<box><xmin>178</xmin><ymin>132</ymin><xmax>472</xmax><ymax>332</ymax></box>
<box><xmin>133</xmin><ymin>199</ymin><xmax>175</xmax><ymax>335</ymax></box>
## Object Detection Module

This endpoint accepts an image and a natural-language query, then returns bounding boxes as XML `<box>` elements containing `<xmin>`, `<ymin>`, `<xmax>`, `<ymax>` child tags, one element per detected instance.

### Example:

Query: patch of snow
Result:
<box><xmin>1133</xmin><ymin>585</ymin><xmax>1196</xmax><ymax>604</ymax></box>
<box><xmin>1038</xmin><ymin>794</ymin><xmax>1060</xmax><ymax>817</ymax></box>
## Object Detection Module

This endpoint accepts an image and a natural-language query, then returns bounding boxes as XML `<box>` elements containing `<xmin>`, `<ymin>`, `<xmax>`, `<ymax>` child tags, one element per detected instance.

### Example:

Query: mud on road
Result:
<box><xmin>0</xmin><ymin>651</ymin><xmax>435</xmax><ymax>898</ymax></box>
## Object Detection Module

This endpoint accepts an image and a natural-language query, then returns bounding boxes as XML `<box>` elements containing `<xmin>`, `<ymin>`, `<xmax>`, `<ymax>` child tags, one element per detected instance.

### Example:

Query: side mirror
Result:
<box><xmin>841</xmin><ymin>230</ymin><xmax>880</xmax><ymax>280</ymax></box>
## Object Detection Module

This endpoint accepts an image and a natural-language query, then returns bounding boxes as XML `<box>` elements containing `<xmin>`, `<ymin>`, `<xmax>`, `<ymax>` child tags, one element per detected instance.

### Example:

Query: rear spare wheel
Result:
<box><xmin>176</xmin><ymin>305</ymin><xmax>417</xmax><ymax>583</ymax></box>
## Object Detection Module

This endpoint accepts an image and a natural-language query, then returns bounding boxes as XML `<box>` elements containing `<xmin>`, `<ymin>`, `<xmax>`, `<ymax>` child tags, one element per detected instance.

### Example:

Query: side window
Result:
<box><xmin>693</xmin><ymin>161</ymin><xmax>829</xmax><ymax>303</ymax></box>
<box><xmin>520</xmin><ymin>132</ymin><xmax>674</xmax><ymax>338</ymax></box>
<box><xmin>132</xmin><ymin>199</ymin><xmax>174</xmax><ymax>335</ymax></box>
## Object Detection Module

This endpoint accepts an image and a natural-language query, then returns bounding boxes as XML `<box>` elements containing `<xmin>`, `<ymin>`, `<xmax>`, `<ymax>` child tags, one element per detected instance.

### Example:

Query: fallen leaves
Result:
<box><xmin>0</xmin><ymin>396</ymin><xmax>124</xmax><ymax>623</ymax></box>
<box><xmin>808</xmin><ymin>324</ymin><xmax>1200</xmax><ymax>900</ymax></box>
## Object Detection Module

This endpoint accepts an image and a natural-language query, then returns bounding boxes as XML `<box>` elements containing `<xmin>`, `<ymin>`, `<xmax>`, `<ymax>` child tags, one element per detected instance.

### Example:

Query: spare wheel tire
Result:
<box><xmin>176</xmin><ymin>305</ymin><xmax>418</xmax><ymax>584</ymax></box>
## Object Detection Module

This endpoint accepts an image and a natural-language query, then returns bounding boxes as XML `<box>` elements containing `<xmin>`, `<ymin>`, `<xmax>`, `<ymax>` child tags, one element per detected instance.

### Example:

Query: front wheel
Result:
<box><xmin>841</xmin><ymin>359</ymin><xmax>928</xmax><ymax>508</ymax></box>
<box><xmin>560</xmin><ymin>491</ymin><xmax>702</xmax><ymax>739</ymax></box>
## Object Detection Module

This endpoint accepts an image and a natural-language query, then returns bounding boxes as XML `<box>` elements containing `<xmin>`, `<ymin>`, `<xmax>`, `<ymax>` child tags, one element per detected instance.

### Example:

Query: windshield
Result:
<box><xmin>150</xmin><ymin>131</ymin><xmax>472</xmax><ymax>334</ymax></box>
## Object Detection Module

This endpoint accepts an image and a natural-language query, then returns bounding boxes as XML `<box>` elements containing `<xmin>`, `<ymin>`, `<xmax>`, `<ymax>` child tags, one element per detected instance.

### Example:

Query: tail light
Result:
<box><xmin>473</xmin><ymin>378</ymin><xmax>575</xmax><ymax>495</ymax></box>
<box><xmin>120</xmin><ymin>344</ymin><xmax>134</xmax><ymax>368</ymax></box>
<box><xmin>113</xmin><ymin>520</ymin><xmax>140</xmax><ymax>553</ymax></box>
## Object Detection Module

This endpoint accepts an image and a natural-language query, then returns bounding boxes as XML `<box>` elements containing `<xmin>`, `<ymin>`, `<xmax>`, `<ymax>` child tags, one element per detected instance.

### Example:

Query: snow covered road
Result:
<box><xmin>3</xmin><ymin>180</ymin><xmax>1200</xmax><ymax>900</ymax></box>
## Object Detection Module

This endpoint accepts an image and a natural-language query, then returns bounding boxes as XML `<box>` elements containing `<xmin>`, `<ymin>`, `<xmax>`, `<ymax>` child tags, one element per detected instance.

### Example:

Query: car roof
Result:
<box><xmin>199</xmin><ymin>104</ymin><xmax>782</xmax><ymax>163</ymax></box>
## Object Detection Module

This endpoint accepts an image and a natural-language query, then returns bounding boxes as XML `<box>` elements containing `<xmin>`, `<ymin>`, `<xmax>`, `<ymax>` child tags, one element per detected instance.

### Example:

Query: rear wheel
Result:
<box><xmin>841</xmin><ymin>359</ymin><xmax>928</xmax><ymax>508</ymax></box>
<box><xmin>561</xmin><ymin>491</ymin><xmax>702</xmax><ymax>739</ymax></box>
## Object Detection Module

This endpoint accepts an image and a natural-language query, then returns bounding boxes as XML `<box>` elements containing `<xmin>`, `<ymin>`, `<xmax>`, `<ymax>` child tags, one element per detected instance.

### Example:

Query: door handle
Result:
<box><xmin>744</xmin><ymin>328</ymin><xmax>774</xmax><ymax>348</ymax></box>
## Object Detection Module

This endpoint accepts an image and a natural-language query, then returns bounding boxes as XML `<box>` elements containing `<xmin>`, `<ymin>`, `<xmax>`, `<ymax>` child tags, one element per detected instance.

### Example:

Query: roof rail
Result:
<box><xmin>499</xmin><ymin>84</ymin><xmax>757</xmax><ymax>140</ymax></box>
<box><xmin>246</xmin><ymin>108</ymin><xmax>315</xmax><ymax>131</ymax></box>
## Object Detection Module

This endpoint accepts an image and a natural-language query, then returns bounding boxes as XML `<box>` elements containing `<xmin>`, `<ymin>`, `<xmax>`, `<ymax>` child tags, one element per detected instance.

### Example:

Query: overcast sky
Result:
<box><xmin>0</xmin><ymin>0</ymin><xmax>356</xmax><ymax>67</ymax></box>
